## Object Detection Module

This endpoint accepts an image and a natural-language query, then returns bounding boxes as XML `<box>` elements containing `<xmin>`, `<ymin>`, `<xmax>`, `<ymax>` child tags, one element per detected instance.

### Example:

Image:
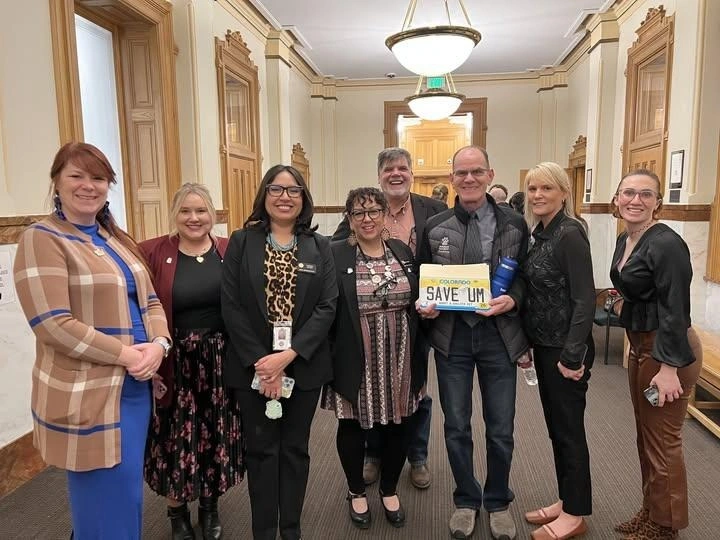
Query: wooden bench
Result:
<box><xmin>688</xmin><ymin>327</ymin><xmax>720</xmax><ymax>439</ymax></box>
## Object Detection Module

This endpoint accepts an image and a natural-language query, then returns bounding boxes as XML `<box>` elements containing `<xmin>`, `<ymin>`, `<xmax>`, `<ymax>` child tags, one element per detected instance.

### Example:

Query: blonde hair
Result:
<box><xmin>169</xmin><ymin>183</ymin><xmax>217</xmax><ymax>236</ymax></box>
<box><xmin>524</xmin><ymin>162</ymin><xmax>585</xmax><ymax>230</ymax></box>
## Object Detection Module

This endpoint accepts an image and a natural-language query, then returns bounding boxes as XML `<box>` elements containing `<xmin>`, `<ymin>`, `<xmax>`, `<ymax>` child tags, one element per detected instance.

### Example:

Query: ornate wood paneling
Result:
<box><xmin>216</xmin><ymin>31</ymin><xmax>262</xmax><ymax>233</ymax></box>
<box><xmin>621</xmin><ymin>7</ymin><xmax>674</xmax><ymax>179</ymax></box>
<box><xmin>384</xmin><ymin>98</ymin><xmax>487</xmax><ymax>151</ymax></box>
<box><xmin>0</xmin><ymin>215</ymin><xmax>47</xmax><ymax>245</ymax></box>
<box><xmin>706</xmin><ymin>134</ymin><xmax>720</xmax><ymax>283</ymax></box>
<box><xmin>291</xmin><ymin>143</ymin><xmax>310</xmax><ymax>187</ymax></box>
<box><xmin>567</xmin><ymin>135</ymin><xmax>587</xmax><ymax>214</ymax></box>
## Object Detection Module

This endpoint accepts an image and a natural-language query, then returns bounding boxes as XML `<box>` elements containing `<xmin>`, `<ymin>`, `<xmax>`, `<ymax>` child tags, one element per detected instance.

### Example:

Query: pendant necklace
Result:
<box><xmin>357</xmin><ymin>242</ymin><xmax>393</xmax><ymax>285</ymax></box>
<box><xmin>179</xmin><ymin>241</ymin><xmax>212</xmax><ymax>263</ymax></box>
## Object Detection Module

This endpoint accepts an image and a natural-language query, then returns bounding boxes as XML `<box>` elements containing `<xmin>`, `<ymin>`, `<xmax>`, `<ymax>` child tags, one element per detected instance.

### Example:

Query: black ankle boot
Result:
<box><xmin>168</xmin><ymin>504</ymin><xmax>195</xmax><ymax>540</ymax></box>
<box><xmin>199</xmin><ymin>496</ymin><xmax>222</xmax><ymax>540</ymax></box>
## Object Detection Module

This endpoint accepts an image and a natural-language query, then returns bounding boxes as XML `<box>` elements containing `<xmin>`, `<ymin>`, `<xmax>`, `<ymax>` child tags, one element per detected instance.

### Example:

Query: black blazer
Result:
<box><xmin>329</xmin><ymin>238</ymin><xmax>424</xmax><ymax>405</ymax></box>
<box><xmin>331</xmin><ymin>192</ymin><xmax>447</xmax><ymax>246</ymax></box>
<box><xmin>221</xmin><ymin>226</ymin><xmax>338</xmax><ymax>391</ymax></box>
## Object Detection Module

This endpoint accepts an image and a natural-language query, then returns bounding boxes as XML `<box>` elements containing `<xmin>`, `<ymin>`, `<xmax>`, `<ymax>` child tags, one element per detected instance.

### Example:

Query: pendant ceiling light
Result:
<box><xmin>386</xmin><ymin>0</ymin><xmax>481</xmax><ymax>77</ymax></box>
<box><xmin>406</xmin><ymin>74</ymin><xmax>464</xmax><ymax>121</ymax></box>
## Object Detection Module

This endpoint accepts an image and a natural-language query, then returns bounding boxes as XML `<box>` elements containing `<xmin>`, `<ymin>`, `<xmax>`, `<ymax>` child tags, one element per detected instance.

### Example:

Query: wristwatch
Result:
<box><xmin>153</xmin><ymin>336</ymin><xmax>172</xmax><ymax>358</ymax></box>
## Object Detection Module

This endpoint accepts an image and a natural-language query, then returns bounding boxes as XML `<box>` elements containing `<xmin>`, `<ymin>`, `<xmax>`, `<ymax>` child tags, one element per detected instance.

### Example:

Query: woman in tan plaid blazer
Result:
<box><xmin>13</xmin><ymin>143</ymin><xmax>171</xmax><ymax>540</ymax></box>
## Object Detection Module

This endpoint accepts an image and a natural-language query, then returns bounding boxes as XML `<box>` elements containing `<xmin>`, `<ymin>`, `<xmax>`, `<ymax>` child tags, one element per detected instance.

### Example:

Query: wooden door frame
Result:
<box><xmin>49</xmin><ymin>0</ymin><xmax>181</xmax><ymax>231</ymax></box>
<box><xmin>384</xmin><ymin>97</ymin><xmax>487</xmax><ymax>151</ymax></box>
<box><xmin>621</xmin><ymin>6</ymin><xmax>674</xmax><ymax>178</ymax></box>
<box><xmin>567</xmin><ymin>134</ymin><xmax>587</xmax><ymax>216</ymax></box>
<box><xmin>215</xmin><ymin>30</ymin><xmax>262</xmax><ymax>233</ymax></box>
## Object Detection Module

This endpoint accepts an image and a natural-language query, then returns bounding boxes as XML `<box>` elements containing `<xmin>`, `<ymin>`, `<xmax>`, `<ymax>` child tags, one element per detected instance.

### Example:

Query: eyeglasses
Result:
<box><xmin>266</xmin><ymin>185</ymin><xmax>304</xmax><ymax>198</ymax></box>
<box><xmin>350</xmin><ymin>209</ymin><xmax>384</xmax><ymax>222</ymax></box>
<box><xmin>616</xmin><ymin>188</ymin><xmax>659</xmax><ymax>203</ymax></box>
<box><xmin>453</xmin><ymin>168</ymin><xmax>490</xmax><ymax>179</ymax></box>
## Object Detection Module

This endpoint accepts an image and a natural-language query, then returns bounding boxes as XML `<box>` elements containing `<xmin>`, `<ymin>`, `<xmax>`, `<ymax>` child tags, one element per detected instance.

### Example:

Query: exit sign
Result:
<box><xmin>427</xmin><ymin>77</ymin><xmax>445</xmax><ymax>89</ymax></box>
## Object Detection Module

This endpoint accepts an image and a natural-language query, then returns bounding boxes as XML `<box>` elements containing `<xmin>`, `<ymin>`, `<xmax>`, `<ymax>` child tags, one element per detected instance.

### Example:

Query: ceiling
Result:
<box><xmin>254</xmin><ymin>0</ymin><xmax>610</xmax><ymax>79</ymax></box>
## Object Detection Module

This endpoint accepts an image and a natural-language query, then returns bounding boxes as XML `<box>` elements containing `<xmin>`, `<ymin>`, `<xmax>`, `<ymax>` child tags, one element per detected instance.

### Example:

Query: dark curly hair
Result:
<box><xmin>343</xmin><ymin>187</ymin><xmax>388</xmax><ymax>216</ymax></box>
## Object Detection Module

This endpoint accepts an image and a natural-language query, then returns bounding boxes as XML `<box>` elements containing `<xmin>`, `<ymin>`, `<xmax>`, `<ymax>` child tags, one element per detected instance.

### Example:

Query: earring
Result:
<box><xmin>347</xmin><ymin>231</ymin><xmax>358</xmax><ymax>246</ymax></box>
<box><xmin>53</xmin><ymin>193</ymin><xmax>66</xmax><ymax>220</ymax></box>
<box><xmin>381</xmin><ymin>227</ymin><xmax>391</xmax><ymax>241</ymax></box>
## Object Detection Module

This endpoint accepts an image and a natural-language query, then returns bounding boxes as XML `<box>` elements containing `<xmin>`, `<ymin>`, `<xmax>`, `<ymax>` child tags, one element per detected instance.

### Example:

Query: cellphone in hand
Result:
<box><xmin>643</xmin><ymin>385</ymin><xmax>660</xmax><ymax>407</ymax></box>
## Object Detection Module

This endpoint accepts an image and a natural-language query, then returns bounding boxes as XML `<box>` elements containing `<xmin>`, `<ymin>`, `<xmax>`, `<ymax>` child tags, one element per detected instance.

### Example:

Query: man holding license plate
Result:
<box><xmin>416</xmin><ymin>146</ymin><xmax>530</xmax><ymax>540</ymax></box>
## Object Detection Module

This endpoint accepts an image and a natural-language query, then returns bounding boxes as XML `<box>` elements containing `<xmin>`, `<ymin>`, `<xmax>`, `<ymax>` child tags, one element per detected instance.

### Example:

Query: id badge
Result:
<box><xmin>273</xmin><ymin>321</ymin><xmax>292</xmax><ymax>351</ymax></box>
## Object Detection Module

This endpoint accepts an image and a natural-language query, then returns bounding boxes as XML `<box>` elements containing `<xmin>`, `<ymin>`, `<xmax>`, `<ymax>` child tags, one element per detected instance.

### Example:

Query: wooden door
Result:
<box><xmin>216</xmin><ymin>32</ymin><xmax>262</xmax><ymax>233</ymax></box>
<box><xmin>622</xmin><ymin>8</ymin><xmax>673</xmax><ymax>178</ymax></box>
<box><xmin>404</xmin><ymin>118</ymin><xmax>467</xmax><ymax>205</ymax></box>
<box><xmin>119</xmin><ymin>25</ymin><xmax>169</xmax><ymax>239</ymax></box>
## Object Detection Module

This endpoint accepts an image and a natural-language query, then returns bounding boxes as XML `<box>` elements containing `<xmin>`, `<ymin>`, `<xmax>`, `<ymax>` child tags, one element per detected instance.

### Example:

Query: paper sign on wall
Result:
<box><xmin>0</xmin><ymin>251</ymin><xmax>15</xmax><ymax>305</ymax></box>
<box><xmin>419</xmin><ymin>263</ymin><xmax>491</xmax><ymax>312</ymax></box>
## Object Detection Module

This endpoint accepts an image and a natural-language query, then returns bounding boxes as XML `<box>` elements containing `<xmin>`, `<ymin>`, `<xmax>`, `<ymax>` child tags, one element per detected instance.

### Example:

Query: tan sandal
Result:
<box><xmin>531</xmin><ymin>519</ymin><xmax>587</xmax><ymax>540</ymax></box>
<box><xmin>525</xmin><ymin>507</ymin><xmax>559</xmax><ymax>525</ymax></box>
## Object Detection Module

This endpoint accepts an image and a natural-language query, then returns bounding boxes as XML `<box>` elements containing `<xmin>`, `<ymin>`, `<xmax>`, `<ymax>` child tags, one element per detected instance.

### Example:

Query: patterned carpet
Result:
<box><xmin>2</xmin><ymin>325</ymin><xmax>720</xmax><ymax>539</ymax></box>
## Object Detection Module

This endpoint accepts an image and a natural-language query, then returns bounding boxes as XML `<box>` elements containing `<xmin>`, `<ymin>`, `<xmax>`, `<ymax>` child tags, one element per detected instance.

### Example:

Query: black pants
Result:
<box><xmin>236</xmin><ymin>388</ymin><xmax>320</xmax><ymax>540</ymax></box>
<box><xmin>337</xmin><ymin>419</ymin><xmax>409</xmax><ymax>495</ymax></box>
<box><xmin>534</xmin><ymin>343</ymin><xmax>593</xmax><ymax>516</ymax></box>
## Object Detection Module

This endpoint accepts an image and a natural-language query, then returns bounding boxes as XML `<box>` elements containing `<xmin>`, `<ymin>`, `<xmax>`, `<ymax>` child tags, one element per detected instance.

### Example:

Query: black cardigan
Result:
<box><xmin>328</xmin><ymin>238</ymin><xmax>424</xmax><ymax>405</ymax></box>
<box><xmin>610</xmin><ymin>223</ymin><xmax>695</xmax><ymax>368</ymax></box>
<box><xmin>521</xmin><ymin>212</ymin><xmax>595</xmax><ymax>369</ymax></box>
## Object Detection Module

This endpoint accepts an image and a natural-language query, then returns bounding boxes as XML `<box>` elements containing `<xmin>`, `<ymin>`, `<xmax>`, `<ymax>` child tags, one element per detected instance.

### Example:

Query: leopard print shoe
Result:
<box><xmin>614</xmin><ymin>509</ymin><xmax>649</xmax><ymax>534</ymax></box>
<box><xmin>623</xmin><ymin>519</ymin><xmax>678</xmax><ymax>540</ymax></box>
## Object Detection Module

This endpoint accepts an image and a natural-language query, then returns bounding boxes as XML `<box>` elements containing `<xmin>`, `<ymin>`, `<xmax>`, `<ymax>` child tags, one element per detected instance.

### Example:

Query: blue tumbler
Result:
<box><xmin>491</xmin><ymin>257</ymin><xmax>518</xmax><ymax>298</ymax></box>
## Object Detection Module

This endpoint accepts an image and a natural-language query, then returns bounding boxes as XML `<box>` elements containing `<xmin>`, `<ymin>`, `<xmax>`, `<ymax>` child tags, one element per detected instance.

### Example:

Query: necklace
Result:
<box><xmin>267</xmin><ymin>232</ymin><xmax>297</xmax><ymax>252</ymax></box>
<box><xmin>179</xmin><ymin>241</ymin><xmax>213</xmax><ymax>263</ymax></box>
<box><xmin>357</xmin><ymin>242</ymin><xmax>396</xmax><ymax>308</ymax></box>
<box><xmin>627</xmin><ymin>221</ymin><xmax>655</xmax><ymax>238</ymax></box>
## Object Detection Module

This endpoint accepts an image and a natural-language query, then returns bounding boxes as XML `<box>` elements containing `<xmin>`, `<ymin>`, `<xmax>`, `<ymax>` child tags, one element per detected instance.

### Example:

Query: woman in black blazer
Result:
<box><xmin>221</xmin><ymin>165</ymin><xmax>338</xmax><ymax>540</ymax></box>
<box><xmin>322</xmin><ymin>187</ymin><xmax>424</xmax><ymax>530</ymax></box>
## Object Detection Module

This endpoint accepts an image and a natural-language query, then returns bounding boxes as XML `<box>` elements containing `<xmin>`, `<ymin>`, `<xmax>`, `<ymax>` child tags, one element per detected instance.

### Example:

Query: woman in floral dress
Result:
<box><xmin>141</xmin><ymin>183</ymin><xmax>243</xmax><ymax>540</ymax></box>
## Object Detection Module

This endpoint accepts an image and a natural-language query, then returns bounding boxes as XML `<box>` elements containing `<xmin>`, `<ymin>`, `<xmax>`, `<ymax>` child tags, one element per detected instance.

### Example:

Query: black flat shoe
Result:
<box><xmin>346</xmin><ymin>491</ymin><xmax>371</xmax><ymax>529</ymax></box>
<box><xmin>379</xmin><ymin>490</ymin><xmax>405</xmax><ymax>528</ymax></box>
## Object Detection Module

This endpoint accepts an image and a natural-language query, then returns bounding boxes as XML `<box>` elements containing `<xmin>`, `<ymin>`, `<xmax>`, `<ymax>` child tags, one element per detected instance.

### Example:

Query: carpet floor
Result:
<box><xmin>2</xmin><ymin>326</ymin><xmax>719</xmax><ymax>539</ymax></box>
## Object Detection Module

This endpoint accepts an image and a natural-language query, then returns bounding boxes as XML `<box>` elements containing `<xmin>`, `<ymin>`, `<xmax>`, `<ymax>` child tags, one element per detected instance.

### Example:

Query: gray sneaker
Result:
<box><xmin>489</xmin><ymin>509</ymin><xmax>517</xmax><ymax>540</ymax></box>
<box><xmin>449</xmin><ymin>508</ymin><xmax>478</xmax><ymax>539</ymax></box>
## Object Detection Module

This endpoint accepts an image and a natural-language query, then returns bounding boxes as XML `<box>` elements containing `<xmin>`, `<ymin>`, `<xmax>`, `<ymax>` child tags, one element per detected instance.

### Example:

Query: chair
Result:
<box><xmin>593</xmin><ymin>288</ymin><xmax>623</xmax><ymax>365</ymax></box>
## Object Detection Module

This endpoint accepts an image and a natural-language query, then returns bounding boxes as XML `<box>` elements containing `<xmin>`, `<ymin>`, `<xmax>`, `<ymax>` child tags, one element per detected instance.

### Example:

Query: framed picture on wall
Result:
<box><xmin>585</xmin><ymin>168</ymin><xmax>593</xmax><ymax>193</ymax></box>
<box><xmin>670</xmin><ymin>150</ymin><xmax>684</xmax><ymax>189</ymax></box>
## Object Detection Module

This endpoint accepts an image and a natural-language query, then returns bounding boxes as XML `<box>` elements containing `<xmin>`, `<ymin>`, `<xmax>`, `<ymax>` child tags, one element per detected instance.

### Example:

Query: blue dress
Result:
<box><xmin>66</xmin><ymin>223</ymin><xmax>151</xmax><ymax>540</ymax></box>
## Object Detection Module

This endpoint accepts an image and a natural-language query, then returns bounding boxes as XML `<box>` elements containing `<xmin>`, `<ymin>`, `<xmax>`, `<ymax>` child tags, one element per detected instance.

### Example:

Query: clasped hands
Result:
<box><xmin>254</xmin><ymin>349</ymin><xmax>297</xmax><ymax>399</ymax></box>
<box><xmin>121</xmin><ymin>342</ymin><xmax>165</xmax><ymax>382</ymax></box>
<box><xmin>415</xmin><ymin>294</ymin><xmax>516</xmax><ymax>319</ymax></box>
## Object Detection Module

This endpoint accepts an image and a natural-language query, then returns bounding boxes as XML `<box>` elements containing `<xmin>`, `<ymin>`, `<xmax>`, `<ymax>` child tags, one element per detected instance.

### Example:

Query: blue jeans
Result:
<box><xmin>435</xmin><ymin>317</ymin><xmax>516</xmax><ymax>511</ymax></box>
